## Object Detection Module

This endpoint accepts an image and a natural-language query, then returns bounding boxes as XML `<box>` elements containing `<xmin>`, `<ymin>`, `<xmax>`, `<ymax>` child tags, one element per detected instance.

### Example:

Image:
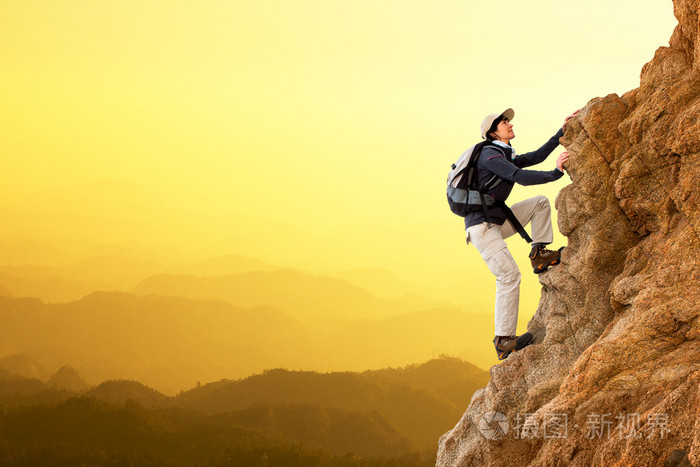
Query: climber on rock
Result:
<box><xmin>465</xmin><ymin>107</ymin><xmax>579</xmax><ymax>360</ymax></box>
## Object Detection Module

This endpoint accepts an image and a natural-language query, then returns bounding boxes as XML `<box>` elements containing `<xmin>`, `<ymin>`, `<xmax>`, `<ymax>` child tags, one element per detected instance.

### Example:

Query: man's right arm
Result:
<box><xmin>481</xmin><ymin>147</ymin><xmax>564</xmax><ymax>186</ymax></box>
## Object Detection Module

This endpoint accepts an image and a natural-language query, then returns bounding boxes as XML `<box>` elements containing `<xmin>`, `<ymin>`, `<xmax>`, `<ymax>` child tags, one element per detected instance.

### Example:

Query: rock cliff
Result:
<box><xmin>437</xmin><ymin>0</ymin><xmax>700</xmax><ymax>465</ymax></box>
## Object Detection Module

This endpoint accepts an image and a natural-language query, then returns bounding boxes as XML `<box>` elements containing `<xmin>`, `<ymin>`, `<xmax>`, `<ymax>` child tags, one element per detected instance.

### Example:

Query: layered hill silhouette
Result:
<box><xmin>0</xmin><ymin>291</ymin><xmax>494</xmax><ymax>393</ymax></box>
<box><xmin>0</xmin><ymin>252</ymin><xmax>484</xmax><ymax>310</ymax></box>
<box><xmin>0</xmin><ymin>180</ymin><xmax>447</xmax><ymax>297</ymax></box>
<box><xmin>47</xmin><ymin>365</ymin><xmax>89</xmax><ymax>392</ymax></box>
<box><xmin>0</xmin><ymin>253</ymin><xmax>280</xmax><ymax>303</ymax></box>
<box><xmin>133</xmin><ymin>269</ymin><xmax>460</xmax><ymax>323</ymax></box>
<box><xmin>0</xmin><ymin>353</ymin><xmax>50</xmax><ymax>380</ymax></box>
<box><xmin>0</xmin><ymin>356</ymin><xmax>488</xmax><ymax>464</ymax></box>
<box><xmin>0</xmin><ymin>293</ymin><xmax>311</xmax><ymax>393</ymax></box>
<box><xmin>176</xmin><ymin>357</ymin><xmax>489</xmax><ymax>453</ymax></box>
<box><xmin>85</xmin><ymin>379</ymin><xmax>170</xmax><ymax>407</ymax></box>
<box><xmin>1</xmin><ymin>394</ymin><xmax>352</xmax><ymax>466</ymax></box>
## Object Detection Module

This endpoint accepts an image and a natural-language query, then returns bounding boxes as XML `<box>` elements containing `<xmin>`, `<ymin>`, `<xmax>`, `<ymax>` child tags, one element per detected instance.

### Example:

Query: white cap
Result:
<box><xmin>480</xmin><ymin>108</ymin><xmax>515</xmax><ymax>140</ymax></box>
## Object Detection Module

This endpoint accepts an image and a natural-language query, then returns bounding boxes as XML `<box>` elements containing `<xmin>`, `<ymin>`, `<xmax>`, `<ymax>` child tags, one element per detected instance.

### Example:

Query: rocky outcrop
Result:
<box><xmin>437</xmin><ymin>0</ymin><xmax>700</xmax><ymax>465</ymax></box>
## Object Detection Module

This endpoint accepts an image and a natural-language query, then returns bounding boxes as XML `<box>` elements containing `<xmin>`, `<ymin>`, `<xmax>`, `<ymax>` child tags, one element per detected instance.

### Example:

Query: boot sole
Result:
<box><xmin>533</xmin><ymin>247</ymin><xmax>565</xmax><ymax>274</ymax></box>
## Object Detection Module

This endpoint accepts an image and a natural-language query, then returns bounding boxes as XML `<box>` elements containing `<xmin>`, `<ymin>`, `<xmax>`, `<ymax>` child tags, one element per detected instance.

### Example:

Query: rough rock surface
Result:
<box><xmin>437</xmin><ymin>0</ymin><xmax>700</xmax><ymax>465</ymax></box>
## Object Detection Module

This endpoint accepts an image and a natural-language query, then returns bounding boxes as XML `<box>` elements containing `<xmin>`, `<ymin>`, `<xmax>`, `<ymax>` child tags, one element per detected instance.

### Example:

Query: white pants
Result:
<box><xmin>466</xmin><ymin>195</ymin><xmax>554</xmax><ymax>336</ymax></box>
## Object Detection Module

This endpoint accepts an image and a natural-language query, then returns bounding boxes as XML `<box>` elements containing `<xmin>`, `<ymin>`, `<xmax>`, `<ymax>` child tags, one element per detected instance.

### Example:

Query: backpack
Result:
<box><xmin>446</xmin><ymin>141</ymin><xmax>533</xmax><ymax>242</ymax></box>
<box><xmin>446</xmin><ymin>141</ymin><xmax>501</xmax><ymax>217</ymax></box>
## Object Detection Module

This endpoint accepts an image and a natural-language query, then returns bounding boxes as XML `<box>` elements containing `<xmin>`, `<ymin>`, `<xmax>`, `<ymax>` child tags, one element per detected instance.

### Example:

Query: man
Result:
<box><xmin>466</xmin><ymin>108</ymin><xmax>579</xmax><ymax>360</ymax></box>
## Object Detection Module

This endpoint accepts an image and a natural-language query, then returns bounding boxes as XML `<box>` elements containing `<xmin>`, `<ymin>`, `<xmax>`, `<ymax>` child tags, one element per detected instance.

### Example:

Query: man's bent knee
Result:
<box><xmin>497</xmin><ymin>269</ymin><xmax>521</xmax><ymax>286</ymax></box>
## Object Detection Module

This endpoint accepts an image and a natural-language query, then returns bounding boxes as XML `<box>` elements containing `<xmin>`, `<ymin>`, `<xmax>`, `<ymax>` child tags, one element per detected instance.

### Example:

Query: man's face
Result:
<box><xmin>492</xmin><ymin>118</ymin><xmax>515</xmax><ymax>141</ymax></box>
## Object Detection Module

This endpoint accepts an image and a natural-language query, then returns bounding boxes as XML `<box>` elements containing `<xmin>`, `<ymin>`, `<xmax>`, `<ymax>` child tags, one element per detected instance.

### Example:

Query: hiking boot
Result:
<box><xmin>529</xmin><ymin>244</ymin><xmax>565</xmax><ymax>274</ymax></box>
<box><xmin>493</xmin><ymin>332</ymin><xmax>533</xmax><ymax>360</ymax></box>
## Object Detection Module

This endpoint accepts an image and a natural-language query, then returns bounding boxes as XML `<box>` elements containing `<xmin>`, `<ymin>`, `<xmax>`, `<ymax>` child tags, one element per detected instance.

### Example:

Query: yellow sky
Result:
<box><xmin>0</xmin><ymin>1</ymin><xmax>677</xmax><ymax>306</ymax></box>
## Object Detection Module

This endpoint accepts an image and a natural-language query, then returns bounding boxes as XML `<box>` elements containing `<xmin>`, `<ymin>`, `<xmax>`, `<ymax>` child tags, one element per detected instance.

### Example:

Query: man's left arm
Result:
<box><xmin>514</xmin><ymin>109</ymin><xmax>580</xmax><ymax>168</ymax></box>
<box><xmin>513</xmin><ymin>129</ymin><xmax>563</xmax><ymax>168</ymax></box>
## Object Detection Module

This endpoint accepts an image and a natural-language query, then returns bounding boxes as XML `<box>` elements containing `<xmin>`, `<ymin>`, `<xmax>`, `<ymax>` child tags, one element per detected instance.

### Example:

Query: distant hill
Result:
<box><xmin>182</xmin><ymin>254</ymin><xmax>278</xmax><ymax>276</ymax></box>
<box><xmin>85</xmin><ymin>380</ymin><xmax>169</xmax><ymax>407</ymax></box>
<box><xmin>174</xmin><ymin>356</ymin><xmax>489</xmax><ymax>453</ymax></box>
<box><xmin>0</xmin><ymin>293</ymin><xmax>313</xmax><ymax>393</ymax></box>
<box><xmin>48</xmin><ymin>365</ymin><xmax>89</xmax><ymax>392</ymax></box>
<box><xmin>0</xmin><ymin>253</ymin><xmax>280</xmax><ymax>303</ymax></box>
<box><xmin>61</xmin><ymin>255</ymin><xmax>168</xmax><ymax>283</ymax></box>
<box><xmin>0</xmin><ymin>272</ymin><xmax>107</xmax><ymax>303</ymax></box>
<box><xmin>0</xmin><ymin>365</ymin><xmax>89</xmax><ymax>407</ymax></box>
<box><xmin>0</xmin><ymin>353</ymin><xmax>50</xmax><ymax>380</ymax></box>
<box><xmin>0</xmin><ymin>365</ymin><xmax>76</xmax><ymax>408</ymax></box>
<box><xmin>0</xmin><ymin>291</ymin><xmax>495</xmax><ymax>394</ymax></box>
<box><xmin>0</xmin><ymin>396</ymin><xmax>429</xmax><ymax>466</ymax></box>
<box><xmin>222</xmin><ymin>403</ymin><xmax>414</xmax><ymax>457</ymax></box>
<box><xmin>361</xmin><ymin>356</ymin><xmax>488</xmax><ymax>402</ymax></box>
<box><xmin>64</xmin><ymin>253</ymin><xmax>280</xmax><ymax>283</ymax></box>
<box><xmin>134</xmin><ymin>269</ymin><xmax>457</xmax><ymax>323</ymax></box>
<box><xmin>0</xmin><ymin>356</ymin><xmax>486</xmax><ymax>464</ymax></box>
<box><xmin>0</xmin><ymin>246</ymin><xmax>485</xmax><ymax>308</ymax></box>
<box><xmin>0</xmin><ymin>368</ymin><xmax>46</xmax><ymax>397</ymax></box>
